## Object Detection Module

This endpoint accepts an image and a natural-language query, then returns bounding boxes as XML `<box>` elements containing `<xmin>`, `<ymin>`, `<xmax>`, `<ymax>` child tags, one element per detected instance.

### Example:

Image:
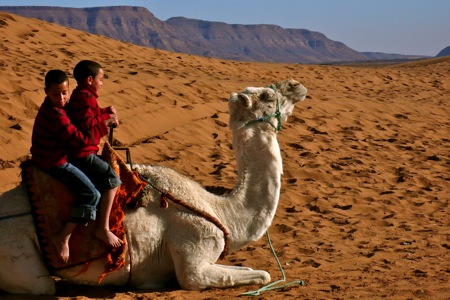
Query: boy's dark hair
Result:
<box><xmin>73</xmin><ymin>60</ymin><xmax>102</xmax><ymax>84</ymax></box>
<box><xmin>45</xmin><ymin>70</ymin><xmax>69</xmax><ymax>89</ymax></box>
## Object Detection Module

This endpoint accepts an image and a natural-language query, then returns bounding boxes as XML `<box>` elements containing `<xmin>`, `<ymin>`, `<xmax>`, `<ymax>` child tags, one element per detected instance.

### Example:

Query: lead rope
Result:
<box><xmin>244</xmin><ymin>85</ymin><xmax>282</xmax><ymax>132</ymax></box>
<box><xmin>242</xmin><ymin>85</ymin><xmax>305</xmax><ymax>295</ymax></box>
<box><xmin>124</xmin><ymin>227</ymin><xmax>134</xmax><ymax>287</ymax></box>
<box><xmin>240</xmin><ymin>230</ymin><xmax>306</xmax><ymax>296</ymax></box>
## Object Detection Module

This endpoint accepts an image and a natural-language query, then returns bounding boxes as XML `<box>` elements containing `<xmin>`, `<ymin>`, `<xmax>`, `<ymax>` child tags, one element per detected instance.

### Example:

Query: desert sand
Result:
<box><xmin>0</xmin><ymin>12</ymin><xmax>449</xmax><ymax>299</ymax></box>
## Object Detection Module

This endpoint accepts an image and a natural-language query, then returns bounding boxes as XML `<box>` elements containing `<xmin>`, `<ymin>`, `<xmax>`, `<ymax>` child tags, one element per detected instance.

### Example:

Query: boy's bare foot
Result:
<box><xmin>51</xmin><ymin>234</ymin><xmax>70</xmax><ymax>263</ymax></box>
<box><xmin>95</xmin><ymin>229</ymin><xmax>123</xmax><ymax>248</ymax></box>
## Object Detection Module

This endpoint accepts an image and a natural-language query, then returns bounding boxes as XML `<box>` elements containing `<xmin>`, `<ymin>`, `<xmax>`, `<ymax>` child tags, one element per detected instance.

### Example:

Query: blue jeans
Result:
<box><xmin>47</xmin><ymin>162</ymin><xmax>101</xmax><ymax>225</ymax></box>
<box><xmin>70</xmin><ymin>154</ymin><xmax>122</xmax><ymax>192</ymax></box>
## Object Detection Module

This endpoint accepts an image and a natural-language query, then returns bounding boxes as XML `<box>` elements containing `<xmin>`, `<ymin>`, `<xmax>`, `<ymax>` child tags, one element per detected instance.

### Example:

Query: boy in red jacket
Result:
<box><xmin>65</xmin><ymin>60</ymin><xmax>123</xmax><ymax>251</ymax></box>
<box><xmin>31</xmin><ymin>70</ymin><xmax>113</xmax><ymax>263</ymax></box>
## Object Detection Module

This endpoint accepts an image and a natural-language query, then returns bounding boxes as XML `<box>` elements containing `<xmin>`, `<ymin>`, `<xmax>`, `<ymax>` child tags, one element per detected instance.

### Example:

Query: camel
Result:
<box><xmin>0</xmin><ymin>79</ymin><xmax>307</xmax><ymax>295</ymax></box>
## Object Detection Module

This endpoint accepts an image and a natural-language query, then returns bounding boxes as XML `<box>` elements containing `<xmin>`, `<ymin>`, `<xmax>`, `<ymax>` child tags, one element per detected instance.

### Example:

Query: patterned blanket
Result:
<box><xmin>21</xmin><ymin>143</ymin><xmax>147</xmax><ymax>281</ymax></box>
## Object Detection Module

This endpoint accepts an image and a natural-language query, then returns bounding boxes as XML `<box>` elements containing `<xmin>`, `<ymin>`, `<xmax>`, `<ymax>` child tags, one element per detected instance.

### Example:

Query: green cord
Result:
<box><xmin>244</xmin><ymin>85</ymin><xmax>283</xmax><ymax>132</ymax></box>
<box><xmin>240</xmin><ymin>230</ymin><xmax>306</xmax><ymax>296</ymax></box>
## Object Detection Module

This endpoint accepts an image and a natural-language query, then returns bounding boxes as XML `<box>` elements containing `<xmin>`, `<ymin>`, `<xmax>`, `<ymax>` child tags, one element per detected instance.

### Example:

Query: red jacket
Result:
<box><xmin>65</xmin><ymin>84</ymin><xmax>111</xmax><ymax>158</ymax></box>
<box><xmin>30</xmin><ymin>97</ymin><xmax>109</xmax><ymax>170</ymax></box>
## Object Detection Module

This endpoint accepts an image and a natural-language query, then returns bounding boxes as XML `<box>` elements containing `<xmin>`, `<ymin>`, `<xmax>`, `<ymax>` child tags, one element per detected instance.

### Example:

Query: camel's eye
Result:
<box><xmin>289</xmin><ymin>81</ymin><xmax>300</xmax><ymax>89</ymax></box>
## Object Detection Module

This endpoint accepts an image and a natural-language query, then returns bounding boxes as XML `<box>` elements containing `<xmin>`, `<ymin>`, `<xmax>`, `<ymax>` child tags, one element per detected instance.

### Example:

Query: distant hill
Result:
<box><xmin>0</xmin><ymin>6</ymin><xmax>428</xmax><ymax>63</ymax></box>
<box><xmin>436</xmin><ymin>46</ymin><xmax>450</xmax><ymax>57</ymax></box>
<box><xmin>361</xmin><ymin>52</ymin><xmax>429</xmax><ymax>61</ymax></box>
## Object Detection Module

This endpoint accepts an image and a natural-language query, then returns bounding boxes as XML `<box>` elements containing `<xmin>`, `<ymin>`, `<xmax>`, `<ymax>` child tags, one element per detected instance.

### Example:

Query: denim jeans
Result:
<box><xmin>70</xmin><ymin>154</ymin><xmax>122</xmax><ymax>192</ymax></box>
<box><xmin>47</xmin><ymin>162</ymin><xmax>101</xmax><ymax>225</ymax></box>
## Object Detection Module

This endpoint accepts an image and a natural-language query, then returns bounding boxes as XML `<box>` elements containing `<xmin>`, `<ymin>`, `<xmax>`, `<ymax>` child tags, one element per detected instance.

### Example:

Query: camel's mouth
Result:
<box><xmin>287</xmin><ymin>83</ymin><xmax>307</xmax><ymax>103</ymax></box>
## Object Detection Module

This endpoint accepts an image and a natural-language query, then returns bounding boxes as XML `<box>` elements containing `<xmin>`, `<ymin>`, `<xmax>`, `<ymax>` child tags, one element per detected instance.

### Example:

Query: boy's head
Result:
<box><xmin>73</xmin><ymin>60</ymin><xmax>104</xmax><ymax>92</ymax></box>
<box><xmin>44</xmin><ymin>70</ymin><xmax>70</xmax><ymax>108</ymax></box>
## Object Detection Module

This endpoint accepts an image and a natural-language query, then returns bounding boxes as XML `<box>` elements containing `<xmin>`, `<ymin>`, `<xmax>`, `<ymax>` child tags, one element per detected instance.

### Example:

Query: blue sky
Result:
<box><xmin>1</xmin><ymin>0</ymin><xmax>449</xmax><ymax>56</ymax></box>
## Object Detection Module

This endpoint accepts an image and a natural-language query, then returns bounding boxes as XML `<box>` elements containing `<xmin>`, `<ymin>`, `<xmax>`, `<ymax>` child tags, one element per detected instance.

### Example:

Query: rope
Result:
<box><xmin>244</xmin><ymin>85</ymin><xmax>282</xmax><ymax>132</ymax></box>
<box><xmin>240</xmin><ymin>230</ymin><xmax>306</xmax><ymax>296</ymax></box>
<box><xmin>142</xmin><ymin>176</ymin><xmax>305</xmax><ymax>294</ymax></box>
<box><xmin>0</xmin><ymin>211</ymin><xmax>32</xmax><ymax>222</ymax></box>
<box><xmin>121</xmin><ymin>225</ymin><xmax>134</xmax><ymax>288</ymax></box>
<box><xmin>139</xmin><ymin>175</ymin><xmax>230</xmax><ymax>260</ymax></box>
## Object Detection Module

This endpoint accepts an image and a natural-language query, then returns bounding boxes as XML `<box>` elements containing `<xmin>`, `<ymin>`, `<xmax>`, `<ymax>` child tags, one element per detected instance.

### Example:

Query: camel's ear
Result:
<box><xmin>237</xmin><ymin>93</ymin><xmax>252</xmax><ymax>108</ymax></box>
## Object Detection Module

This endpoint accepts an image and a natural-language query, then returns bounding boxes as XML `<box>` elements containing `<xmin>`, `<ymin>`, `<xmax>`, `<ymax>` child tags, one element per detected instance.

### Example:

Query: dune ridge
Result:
<box><xmin>0</xmin><ymin>12</ymin><xmax>449</xmax><ymax>299</ymax></box>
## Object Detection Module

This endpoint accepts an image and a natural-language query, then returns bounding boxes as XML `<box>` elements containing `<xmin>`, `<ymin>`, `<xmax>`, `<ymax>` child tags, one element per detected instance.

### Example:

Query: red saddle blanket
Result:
<box><xmin>21</xmin><ymin>143</ymin><xmax>147</xmax><ymax>281</ymax></box>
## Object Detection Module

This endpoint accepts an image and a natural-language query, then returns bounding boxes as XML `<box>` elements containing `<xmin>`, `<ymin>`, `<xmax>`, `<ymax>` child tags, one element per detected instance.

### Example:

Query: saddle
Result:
<box><xmin>21</xmin><ymin>143</ymin><xmax>147</xmax><ymax>281</ymax></box>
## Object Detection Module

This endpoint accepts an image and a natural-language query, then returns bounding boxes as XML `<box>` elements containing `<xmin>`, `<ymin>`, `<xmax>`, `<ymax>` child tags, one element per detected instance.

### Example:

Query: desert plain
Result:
<box><xmin>0</xmin><ymin>12</ymin><xmax>449</xmax><ymax>300</ymax></box>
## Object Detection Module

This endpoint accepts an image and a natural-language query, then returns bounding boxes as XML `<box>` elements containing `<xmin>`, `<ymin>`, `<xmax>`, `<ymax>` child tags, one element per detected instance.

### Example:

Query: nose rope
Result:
<box><xmin>244</xmin><ymin>85</ymin><xmax>282</xmax><ymax>132</ymax></box>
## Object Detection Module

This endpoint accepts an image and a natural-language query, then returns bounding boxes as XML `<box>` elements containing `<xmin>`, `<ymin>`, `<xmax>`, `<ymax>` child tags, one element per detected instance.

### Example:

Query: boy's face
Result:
<box><xmin>88</xmin><ymin>68</ymin><xmax>104</xmax><ymax>93</ymax></box>
<box><xmin>45</xmin><ymin>81</ymin><xmax>70</xmax><ymax>108</ymax></box>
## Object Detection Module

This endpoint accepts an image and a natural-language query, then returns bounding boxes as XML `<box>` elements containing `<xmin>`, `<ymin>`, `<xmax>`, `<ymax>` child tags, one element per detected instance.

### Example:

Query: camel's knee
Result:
<box><xmin>0</xmin><ymin>229</ymin><xmax>56</xmax><ymax>295</ymax></box>
<box><xmin>177</xmin><ymin>273</ymin><xmax>205</xmax><ymax>291</ymax></box>
<box><xmin>0</xmin><ymin>266</ymin><xmax>55</xmax><ymax>295</ymax></box>
<box><xmin>0</xmin><ymin>253</ymin><xmax>55</xmax><ymax>295</ymax></box>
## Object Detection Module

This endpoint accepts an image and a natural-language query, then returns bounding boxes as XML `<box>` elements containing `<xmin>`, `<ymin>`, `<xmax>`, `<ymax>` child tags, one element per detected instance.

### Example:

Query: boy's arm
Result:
<box><xmin>71</xmin><ymin>92</ymin><xmax>111</xmax><ymax>132</ymax></box>
<box><xmin>55</xmin><ymin>108</ymin><xmax>109</xmax><ymax>147</ymax></box>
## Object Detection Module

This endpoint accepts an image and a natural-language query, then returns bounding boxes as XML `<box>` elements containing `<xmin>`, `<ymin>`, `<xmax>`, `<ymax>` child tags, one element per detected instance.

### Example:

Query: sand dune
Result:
<box><xmin>0</xmin><ymin>12</ymin><xmax>449</xmax><ymax>299</ymax></box>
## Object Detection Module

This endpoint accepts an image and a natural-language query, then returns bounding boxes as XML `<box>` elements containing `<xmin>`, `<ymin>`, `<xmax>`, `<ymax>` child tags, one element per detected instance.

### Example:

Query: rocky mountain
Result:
<box><xmin>0</xmin><ymin>6</ymin><xmax>426</xmax><ymax>63</ymax></box>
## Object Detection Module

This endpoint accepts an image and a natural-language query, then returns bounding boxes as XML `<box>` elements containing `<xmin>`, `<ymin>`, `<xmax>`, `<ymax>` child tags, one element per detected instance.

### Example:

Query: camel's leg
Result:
<box><xmin>168</xmin><ymin>223</ymin><xmax>270</xmax><ymax>290</ymax></box>
<box><xmin>175</xmin><ymin>261</ymin><xmax>271</xmax><ymax>290</ymax></box>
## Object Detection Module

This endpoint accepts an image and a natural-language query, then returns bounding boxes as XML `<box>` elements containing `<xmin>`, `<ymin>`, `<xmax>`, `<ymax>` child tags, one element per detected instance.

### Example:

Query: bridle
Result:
<box><xmin>244</xmin><ymin>85</ymin><xmax>282</xmax><ymax>132</ymax></box>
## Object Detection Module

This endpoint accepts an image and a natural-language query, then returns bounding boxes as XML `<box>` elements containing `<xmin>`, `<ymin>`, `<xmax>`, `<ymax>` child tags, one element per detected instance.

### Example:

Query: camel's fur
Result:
<box><xmin>0</xmin><ymin>79</ymin><xmax>307</xmax><ymax>294</ymax></box>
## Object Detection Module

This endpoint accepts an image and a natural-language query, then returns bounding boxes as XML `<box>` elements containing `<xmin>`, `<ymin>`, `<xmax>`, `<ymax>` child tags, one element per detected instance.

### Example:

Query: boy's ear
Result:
<box><xmin>85</xmin><ymin>76</ymin><xmax>93</xmax><ymax>85</ymax></box>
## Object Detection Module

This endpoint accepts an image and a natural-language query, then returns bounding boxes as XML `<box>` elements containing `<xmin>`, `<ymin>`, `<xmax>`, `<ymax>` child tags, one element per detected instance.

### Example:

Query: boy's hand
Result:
<box><xmin>106</xmin><ymin>106</ymin><xmax>117</xmax><ymax>115</ymax></box>
<box><xmin>105</xmin><ymin>114</ymin><xmax>119</xmax><ymax>127</ymax></box>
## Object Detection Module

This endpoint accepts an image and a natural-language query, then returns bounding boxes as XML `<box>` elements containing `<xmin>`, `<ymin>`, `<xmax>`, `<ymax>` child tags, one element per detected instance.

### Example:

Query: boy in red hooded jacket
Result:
<box><xmin>31</xmin><ymin>69</ymin><xmax>115</xmax><ymax>263</ymax></box>
<box><xmin>65</xmin><ymin>60</ymin><xmax>123</xmax><ymax>252</ymax></box>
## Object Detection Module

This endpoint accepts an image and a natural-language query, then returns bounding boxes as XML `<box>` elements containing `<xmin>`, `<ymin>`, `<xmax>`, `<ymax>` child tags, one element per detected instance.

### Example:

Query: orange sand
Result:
<box><xmin>0</xmin><ymin>12</ymin><xmax>449</xmax><ymax>299</ymax></box>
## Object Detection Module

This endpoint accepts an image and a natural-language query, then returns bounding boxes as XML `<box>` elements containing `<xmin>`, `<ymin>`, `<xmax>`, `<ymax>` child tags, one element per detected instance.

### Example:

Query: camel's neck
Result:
<box><xmin>220</xmin><ymin>127</ymin><xmax>282</xmax><ymax>250</ymax></box>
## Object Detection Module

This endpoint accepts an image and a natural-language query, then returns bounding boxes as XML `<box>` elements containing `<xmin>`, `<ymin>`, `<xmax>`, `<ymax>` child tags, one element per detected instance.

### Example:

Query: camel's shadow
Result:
<box><xmin>0</xmin><ymin>280</ymin><xmax>180</xmax><ymax>299</ymax></box>
<box><xmin>0</xmin><ymin>283</ymin><xmax>118</xmax><ymax>299</ymax></box>
<box><xmin>58</xmin><ymin>281</ymin><xmax>182</xmax><ymax>299</ymax></box>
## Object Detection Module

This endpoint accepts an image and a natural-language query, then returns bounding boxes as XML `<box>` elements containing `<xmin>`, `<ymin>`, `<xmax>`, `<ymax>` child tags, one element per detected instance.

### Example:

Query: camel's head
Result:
<box><xmin>228</xmin><ymin>79</ymin><xmax>307</xmax><ymax>132</ymax></box>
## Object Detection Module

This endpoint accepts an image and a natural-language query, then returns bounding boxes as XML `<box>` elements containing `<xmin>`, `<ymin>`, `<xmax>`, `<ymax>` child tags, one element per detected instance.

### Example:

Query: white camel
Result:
<box><xmin>0</xmin><ymin>79</ymin><xmax>307</xmax><ymax>295</ymax></box>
